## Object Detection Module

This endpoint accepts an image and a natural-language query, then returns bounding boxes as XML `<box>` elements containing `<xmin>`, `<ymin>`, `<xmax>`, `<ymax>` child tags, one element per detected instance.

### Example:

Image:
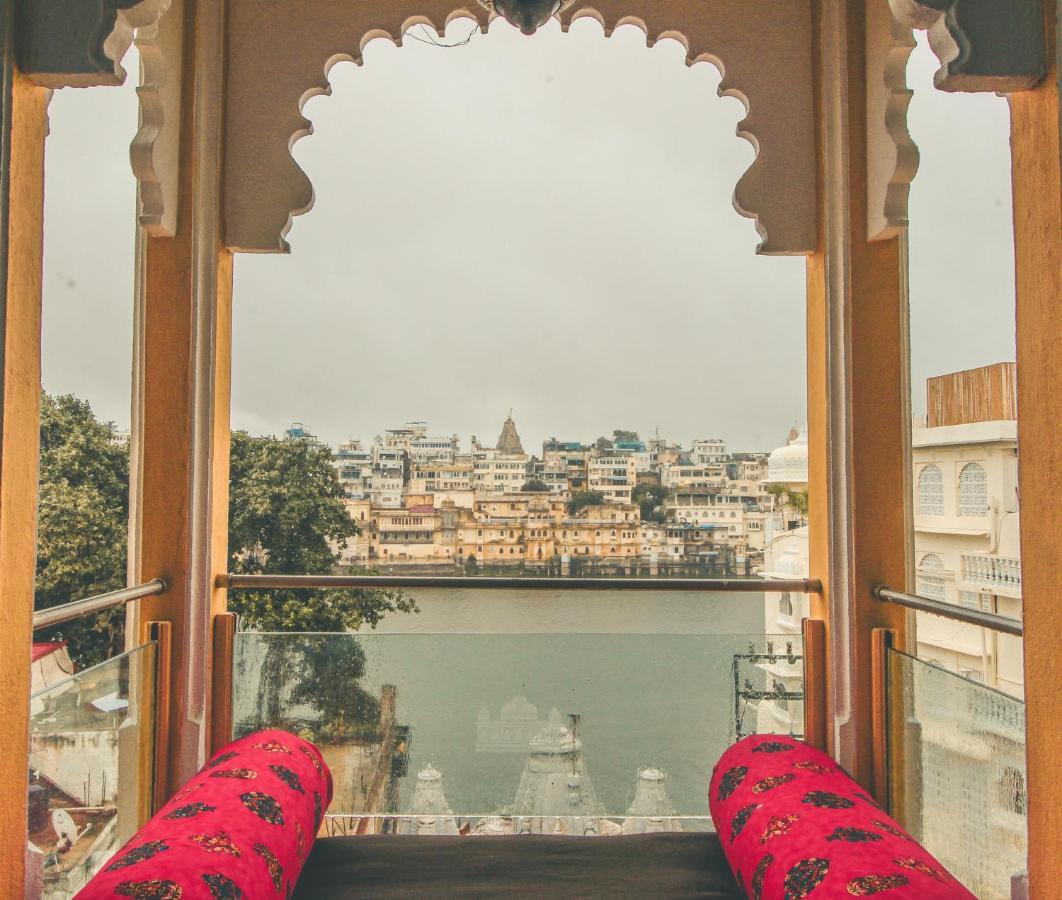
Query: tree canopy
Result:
<box><xmin>520</xmin><ymin>479</ymin><xmax>550</xmax><ymax>493</ymax></box>
<box><xmin>35</xmin><ymin>393</ymin><xmax>130</xmax><ymax>667</ymax></box>
<box><xmin>227</xmin><ymin>430</ymin><xmax>414</xmax><ymax>633</ymax></box>
<box><xmin>568</xmin><ymin>490</ymin><xmax>606</xmax><ymax>516</ymax></box>
<box><xmin>632</xmin><ymin>482</ymin><xmax>669</xmax><ymax>523</ymax></box>
<box><xmin>34</xmin><ymin>399</ymin><xmax>414</xmax><ymax>669</ymax></box>
<box><xmin>765</xmin><ymin>483</ymin><xmax>809</xmax><ymax>521</ymax></box>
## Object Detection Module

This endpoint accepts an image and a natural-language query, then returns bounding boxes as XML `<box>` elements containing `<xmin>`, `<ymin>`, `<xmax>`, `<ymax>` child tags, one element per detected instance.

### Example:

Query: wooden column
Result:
<box><xmin>0</xmin><ymin>58</ymin><xmax>47</xmax><ymax>896</ymax></box>
<box><xmin>806</xmin><ymin>0</ymin><xmax>910</xmax><ymax>790</ymax></box>
<box><xmin>0</xmin><ymin>3</ymin><xmax>47</xmax><ymax>878</ymax></box>
<box><xmin>1009</xmin><ymin>4</ymin><xmax>1060</xmax><ymax>895</ymax></box>
<box><xmin>130</xmin><ymin>0</ymin><xmax>231</xmax><ymax>798</ymax></box>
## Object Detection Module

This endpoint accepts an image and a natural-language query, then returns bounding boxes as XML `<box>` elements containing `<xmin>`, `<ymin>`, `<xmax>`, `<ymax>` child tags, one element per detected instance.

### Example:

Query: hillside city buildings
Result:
<box><xmin>311</xmin><ymin>415</ymin><xmax>789</xmax><ymax>575</ymax></box>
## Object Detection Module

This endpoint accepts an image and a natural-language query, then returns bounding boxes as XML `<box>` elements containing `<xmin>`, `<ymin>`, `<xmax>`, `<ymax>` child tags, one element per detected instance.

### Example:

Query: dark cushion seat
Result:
<box><xmin>295</xmin><ymin>833</ymin><xmax>742</xmax><ymax>899</ymax></box>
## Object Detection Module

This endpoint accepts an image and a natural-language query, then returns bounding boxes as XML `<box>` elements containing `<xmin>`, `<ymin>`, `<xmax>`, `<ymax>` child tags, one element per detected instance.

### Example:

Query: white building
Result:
<box><xmin>913</xmin><ymin>418</ymin><xmax>1022</xmax><ymax>695</ymax></box>
<box><xmin>588</xmin><ymin>453</ymin><xmax>636</xmax><ymax>504</ymax></box>
<box><xmin>691</xmin><ymin>438</ymin><xmax>727</xmax><ymax>465</ymax></box>
<box><xmin>764</xmin><ymin>425</ymin><xmax>809</xmax><ymax>539</ymax></box>
<box><xmin>334</xmin><ymin>438</ymin><xmax>373</xmax><ymax>499</ymax></box>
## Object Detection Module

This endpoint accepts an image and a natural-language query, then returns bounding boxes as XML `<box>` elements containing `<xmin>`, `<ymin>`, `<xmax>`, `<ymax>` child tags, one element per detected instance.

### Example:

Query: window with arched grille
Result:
<box><xmin>916</xmin><ymin>553</ymin><xmax>947</xmax><ymax>602</ymax></box>
<box><xmin>958</xmin><ymin>462</ymin><xmax>989</xmax><ymax>517</ymax></box>
<box><xmin>917</xmin><ymin>464</ymin><xmax>944</xmax><ymax>516</ymax></box>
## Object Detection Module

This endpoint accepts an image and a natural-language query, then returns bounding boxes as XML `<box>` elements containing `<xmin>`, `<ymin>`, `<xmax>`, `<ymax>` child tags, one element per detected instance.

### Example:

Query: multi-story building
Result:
<box><xmin>369</xmin><ymin>469</ymin><xmax>404</xmax><ymax>509</ymax></box>
<box><xmin>524</xmin><ymin>457</ymin><xmax>570</xmax><ymax>494</ymax></box>
<box><xmin>407</xmin><ymin>460</ymin><xmax>473</xmax><ymax>494</ymax></box>
<box><xmin>371</xmin><ymin>505</ymin><xmax>438</xmax><ymax>562</ymax></box>
<box><xmin>334</xmin><ymin>438</ymin><xmax>373</xmax><ymax>498</ymax></box>
<box><xmin>542</xmin><ymin>440</ymin><xmax>591</xmax><ymax>492</ymax></box>
<box><xmin>408</xmin><ymin>432</ymin><xmax>460</xmax><ymax>464</ymax></box>
<box><xmin>658</xmin><ymin>462</ymin><xmax>725</xmax><ymax>491</ymax></box>
<box><xmin>555</xmin><ymin>504</ymin><xmax>642</xmax><ymax>560</ymax></box>
<box><xmin>691</xmin><ymin>438</ymin><xmax>727</xmax><ymax>465</ymax></box>
<box><xmin>284</xmin><ymin>421</ymin><xmax>322</xmax><ymax>446</ymax></box>
<box><xmin>912</xmin><ymin>363</ymin><xmax>1022</xmax><ymax>696</ymax></box>
<box><xmin>587</xmin><ymin>452</ymin><xmax>637</xmax><ymax>504</ymax></box>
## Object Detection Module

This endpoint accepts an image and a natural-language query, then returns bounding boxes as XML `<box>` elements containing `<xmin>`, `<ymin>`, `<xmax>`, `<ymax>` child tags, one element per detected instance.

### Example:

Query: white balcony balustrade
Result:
<box><xmin>961</xmin><ymin>553</ymin><xmax>1022</xmax><ymax>599</ymax></box>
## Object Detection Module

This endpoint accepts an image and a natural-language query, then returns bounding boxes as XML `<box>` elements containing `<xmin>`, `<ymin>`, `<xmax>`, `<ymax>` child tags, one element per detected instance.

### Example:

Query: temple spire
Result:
<box><xmin>496</xmin><ymin>412</ymin><xmax>525</xmax><ymax>456</ymax></box>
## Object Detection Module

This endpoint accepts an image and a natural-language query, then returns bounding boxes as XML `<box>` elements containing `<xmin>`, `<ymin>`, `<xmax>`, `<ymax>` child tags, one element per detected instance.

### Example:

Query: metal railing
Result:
<box><xmin>221</xmin><ymin>573</ymin><xmax>822</xmax><ymax>593</ymax></box>
<box><xmin>874</xmin><ymin>585</ymin><xmax>1023</xmax><ymax>637</ymax></box>
<box><xmin>32</xmin><ymin>579</ymin><xmax>167</xmax><ymax>632</ymax></box>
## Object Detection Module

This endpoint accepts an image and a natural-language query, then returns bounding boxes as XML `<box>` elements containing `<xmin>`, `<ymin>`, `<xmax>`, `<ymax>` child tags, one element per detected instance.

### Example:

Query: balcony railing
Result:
<box><xmin>961</xmin><ymin>553</ymin><xmax>1022</xmax><ymax>598</ymax></box>
<box><xmin>219</xmin><ymin>576</ymin><xmax>818</xmax><ymax>835</ymax></box>
<box><xmin>29</xmin><ymin>582</ymin><xmax>168</xmax><ymax>897</ymax></box>
<box><xmin>229</xmin><ymin>627</ymin><xmax>806</xmax><ymax>835</ymax></box>
<box><xmin>886</xmin><ymin>650</ymin><xmax>1026</xmax><ymax>900</ymax></box>
<box><xmin>876</xmin><ymin>582</ymin><xmax>1027</xmax><ymax>899</ymax></box>
<box><xmin>28</xmin><ymin>643</ymin><xmax>158</xmax><ymax>897</ymax></box>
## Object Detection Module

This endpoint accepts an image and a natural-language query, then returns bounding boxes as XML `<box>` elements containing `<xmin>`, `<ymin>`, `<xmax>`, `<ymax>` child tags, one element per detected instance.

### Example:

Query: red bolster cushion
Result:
<box><xmin>77</xmin><ymin>729</ymin><xmax>332</xmax><ymax>899</ymax></box>
<box><xmin>708</xmin><ymin>735</ymin><xmax>975</xmax><ymax>898</ymax></box>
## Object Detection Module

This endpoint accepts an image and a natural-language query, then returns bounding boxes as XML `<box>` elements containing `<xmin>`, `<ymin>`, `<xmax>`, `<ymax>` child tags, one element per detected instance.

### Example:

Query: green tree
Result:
<box><xmin>765</xmin><ymin>483</ymin><xmax>809</xmax><ymax>523</ymax></box>
<box><xmin>612</xmin><ymin>429</ymin><xmax>639</xmax><ymax>443</ymax></box>
<box><xmin>520</xmin><ymin>479</ymin><xmax>550</xmax><ymax>493</ymax></box>
<box><xmin>594</xmin><ymin>436</ymin><xmax>614</xmax><ymax>452</ymax></box>
<box><xmin>632</xmin><ymin>483</ymin><xmax>668</xmax><ymax>523</ymax></box>
<box><xmin>226</xmin><ymin>431</ymin><xmax>416</xmax><ymax>737</ymax></box>
<box><xmin>286</xmin><ymin>637</ymin><xmax>382</xmax><ymax>742</ymax></box>
<box><xmin>227</xmin><ymin>430</ymin><xmax>414</xmax><ymax>632</ymax></box>
<box><xmin>568</xmin><ymin>490</ymin><xmax>605</xmax><ymax>516</ymax></box>
<box><xmin>35</xmin><ymin>393</ymin><xmax>130</xmax><ymax>667</ymax></box>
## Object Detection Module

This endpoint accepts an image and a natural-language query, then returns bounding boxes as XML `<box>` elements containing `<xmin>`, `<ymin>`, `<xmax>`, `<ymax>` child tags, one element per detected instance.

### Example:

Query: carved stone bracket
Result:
<box><xmin>17</xmin><ymin>0</ymin><xmax>170</xmax><ymax>88</ymax></box>
<box><xmin>222</xmin><ymin>0</ymin><xmax>817</xmax><ymax>255</ymax></box>
<box><xmin>131</xmin><ymin>0</ymin><xmax>183</xmax><ymax>236</ymax></box>
<box><xmin>866</xmin><ymin>0</ymin><xmax>919</xmax><ymax>240</ymax></box>
<box><xmin>889</xmin><ymin>0</ymin><xmax>1045</xmax><ymax>92</ymax></box>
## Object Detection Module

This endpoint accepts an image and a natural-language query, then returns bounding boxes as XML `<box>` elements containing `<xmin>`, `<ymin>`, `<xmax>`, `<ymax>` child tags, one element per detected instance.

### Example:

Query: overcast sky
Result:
<box><xmin>41</xmin><ymin>18</ymin><xmax>1015</xmax><ymax>455</ymax></box>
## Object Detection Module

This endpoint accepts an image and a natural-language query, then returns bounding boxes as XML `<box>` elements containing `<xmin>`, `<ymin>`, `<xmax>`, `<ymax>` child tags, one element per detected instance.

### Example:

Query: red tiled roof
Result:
<box><xmin>32</xmin><ymin>642</ymin><xmax>66</xmax><ymax>662</ymax></box>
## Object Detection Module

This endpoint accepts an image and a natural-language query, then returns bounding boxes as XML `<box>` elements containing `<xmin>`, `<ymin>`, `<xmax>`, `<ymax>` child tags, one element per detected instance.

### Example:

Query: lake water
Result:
<box><xmin>234</xmin><ymin>588</ymin><xmax>802</xmax><ymax>823</ymax></box>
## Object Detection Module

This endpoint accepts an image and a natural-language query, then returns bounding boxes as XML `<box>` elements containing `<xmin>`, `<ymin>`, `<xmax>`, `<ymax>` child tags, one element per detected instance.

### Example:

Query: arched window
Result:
<box><xmin>958</xmin><ymin>462</ymin><xmax>988</xmax><ymax>517</ymax></box>
<box><xmin>917</xmin><ymin>464</ymin><xmax>944</xmax><ymax>516</ymax></box>
<box><xmin>916</xmin><ymin>552</ymin><xmax>946</xmax><ymax>602</ymax></box>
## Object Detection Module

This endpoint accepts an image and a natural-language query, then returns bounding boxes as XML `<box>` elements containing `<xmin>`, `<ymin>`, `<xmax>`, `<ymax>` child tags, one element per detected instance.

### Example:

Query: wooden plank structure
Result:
<box><xmin>0</xmin><ymin>0</ymin><xmax>1057</xmax><ymax>895</ymax></box>
<box><xmin>926</xmin><ymin>362</ymin><xmax>1018</xmax><ymax>427</ymax></box>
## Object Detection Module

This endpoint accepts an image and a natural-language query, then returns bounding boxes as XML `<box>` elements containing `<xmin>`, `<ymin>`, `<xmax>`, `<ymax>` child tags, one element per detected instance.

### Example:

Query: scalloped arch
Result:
<box><xmin>222</xmin><ymin>0</ymin><xmax>817</xmax><ymax>255</ymax></box>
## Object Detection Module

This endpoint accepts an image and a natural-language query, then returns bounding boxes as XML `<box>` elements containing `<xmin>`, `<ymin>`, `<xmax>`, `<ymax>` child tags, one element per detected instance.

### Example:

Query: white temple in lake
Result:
<box><xmin>475</xmin><ymin>696</ymin><xmax>547</xmax><ymax>753</ymax></box>
<box><xmin>399</xmin><ymin>764</ymin><xmax>459</xmax><ymax>835</ymax></box>
<box><xmin>622</xmin><ymin>767</ymin><xmax>681</xmax><ymax>834</ymax></box>
<box><xmin>505</xmin><ymin>712</ymin><xmax>619</xmax><ymax>836</ymax></box>
<box><xmin>409</xmin><ymin>705</ymin><xmax>679</xmax><ymax>836</ymax></box>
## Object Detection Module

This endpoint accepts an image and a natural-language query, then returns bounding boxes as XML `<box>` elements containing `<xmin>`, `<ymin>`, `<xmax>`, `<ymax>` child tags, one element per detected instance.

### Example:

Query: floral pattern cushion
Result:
<box><xmin>77</xmin><ymin>730</ymin><xmax>332</xmax><ymax>899</ymax></box>
<box><xmin>708</xmin><ymin>735</ymin><xmax>975</xmax><ymax>898</ymax></box>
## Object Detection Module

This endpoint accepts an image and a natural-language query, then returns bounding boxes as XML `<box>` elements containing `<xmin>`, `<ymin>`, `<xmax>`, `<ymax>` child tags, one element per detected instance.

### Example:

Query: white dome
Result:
<box><xmin>766</xmin><ymin>425</ymin><xmax>809</xmax><ymax>486</ymax></box>
<box><xmin>500</xmin><ymin>695</ymin><xmax>539</xmax><ymax>721</ymax></box>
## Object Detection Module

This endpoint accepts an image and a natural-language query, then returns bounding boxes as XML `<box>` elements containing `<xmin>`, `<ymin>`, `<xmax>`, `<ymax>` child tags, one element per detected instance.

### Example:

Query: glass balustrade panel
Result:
<box><xmin>28</xmin><ymin>642</ymin><xmax>157</xmax><ymax>900</ymax></box>
<box><xmin>887</xmin><ymin>649</ymin><xmax>1026</xmax><ymax>900</ymax></box>
<box><xmin>232</xmin><ymin>623</ymin><xmax>804</xmax><ymax>836</ymax></box>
